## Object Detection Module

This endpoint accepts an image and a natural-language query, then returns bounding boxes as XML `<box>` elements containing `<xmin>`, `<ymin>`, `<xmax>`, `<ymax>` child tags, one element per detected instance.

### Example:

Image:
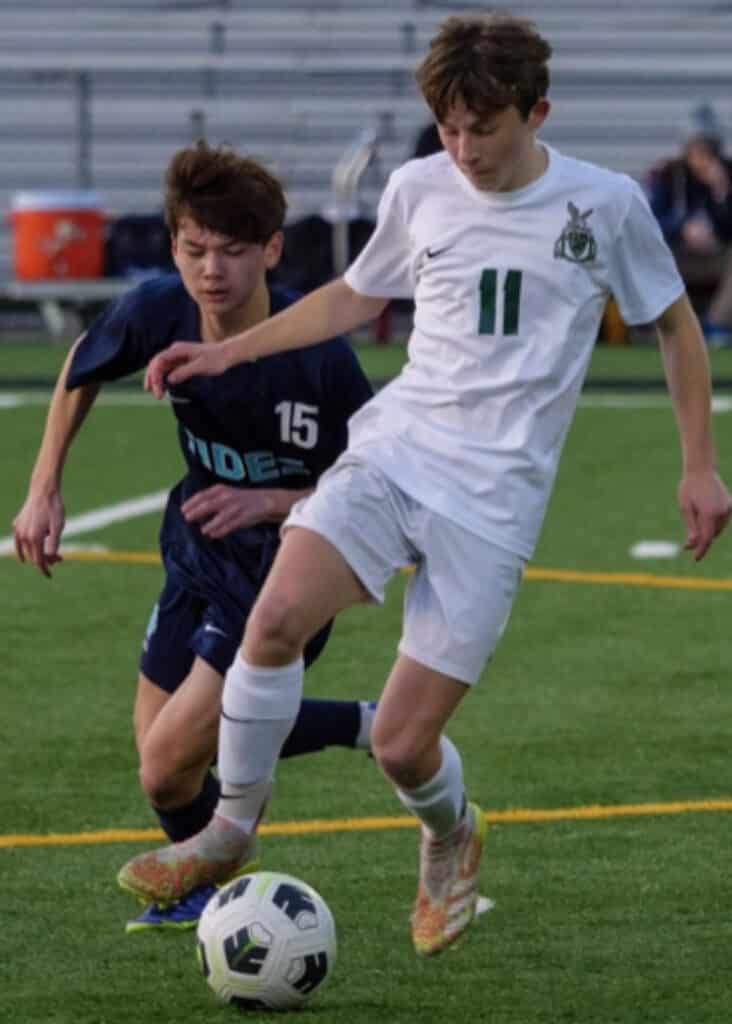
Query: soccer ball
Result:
<box><xmin>196</xmin><ymin>871</ymin><xmax>337</xmax><ymax>1011</ymax></box>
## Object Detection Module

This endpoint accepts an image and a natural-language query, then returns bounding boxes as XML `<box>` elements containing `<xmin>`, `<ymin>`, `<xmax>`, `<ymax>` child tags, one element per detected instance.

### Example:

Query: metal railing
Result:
<box><xmin>330</xmin><ymin>120</ymin><xmax>389</xmax><ymax>275</ymax></box>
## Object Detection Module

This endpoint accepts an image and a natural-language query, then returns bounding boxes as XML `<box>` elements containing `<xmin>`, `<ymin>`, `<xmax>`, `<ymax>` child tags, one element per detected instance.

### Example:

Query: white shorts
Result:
<box><xmin>283</xmin><ymin>454</ymin><xmax>524</xmax><ymax>685</ymax></box>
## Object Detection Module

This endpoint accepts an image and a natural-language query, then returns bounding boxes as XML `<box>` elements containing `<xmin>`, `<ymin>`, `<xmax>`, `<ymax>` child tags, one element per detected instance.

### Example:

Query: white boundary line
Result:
<box><xmin>2</xmin><ymin>391</ymin><xmax>730</xmax><ymax>557</ymax></box>
<box><xmin>2</xmin><ymin>391</ymin><xmax>732</xmax><ymax>412</ymax></box>
<box><xmin>0</xmin><ymin>392</ymin><xmax>164</xmax><ymax>408</ymax></box>
<box><xmin>0</xmin><ymin>490</ymin><xmax>169</xmax><ymax>555</ymax></box>
<box><xmin>578</xmin><ymin>394</ymin><xmax>732</xmax><ymax>412</ymax></box>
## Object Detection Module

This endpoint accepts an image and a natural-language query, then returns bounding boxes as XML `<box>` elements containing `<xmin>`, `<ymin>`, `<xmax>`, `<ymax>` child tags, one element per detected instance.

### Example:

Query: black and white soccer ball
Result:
<box><xmin>196</xmin><ymin>871</ymin><xmax>337</xmax><ymax>1011</ymax></box>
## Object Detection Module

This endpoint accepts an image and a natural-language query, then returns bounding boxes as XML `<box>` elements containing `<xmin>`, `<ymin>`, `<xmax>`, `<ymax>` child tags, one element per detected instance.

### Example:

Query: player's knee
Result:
<box><xmin>138</xmin><ymin>757</ymin><xmax>176</xmax><ymax>807</ymax></box>
<box><xmin>138</xmin><ymin>747</ymin><xmax>194</xmax><ymax>808</ymax></box>
<box><xmin>372</xmin><ymin>732</ymin><xmax>428</xmax><ymax>789</ymax></box>
<box><xmin>245</xmin><ymin>590</ymin><xmax>310</xmax><ymax>661</ymax></box>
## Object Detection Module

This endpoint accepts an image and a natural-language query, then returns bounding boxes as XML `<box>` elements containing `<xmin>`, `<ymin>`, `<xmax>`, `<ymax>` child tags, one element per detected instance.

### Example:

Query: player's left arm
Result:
<box><xmin>655</xmin><ymin>292</ymin><xmax>732</xmax><ymax>559</ymax></box>
<box><xmin>181</xmin><ymin>485</ymin><xmax>312</xmax><ymax>539</ymax></box>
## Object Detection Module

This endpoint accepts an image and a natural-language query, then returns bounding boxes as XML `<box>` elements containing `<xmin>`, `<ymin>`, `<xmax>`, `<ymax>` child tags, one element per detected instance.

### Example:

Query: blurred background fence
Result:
<box><xmin>0</xmin><ymin>0</ymin><xmax>731</xmax><ymax>322</ymax></box>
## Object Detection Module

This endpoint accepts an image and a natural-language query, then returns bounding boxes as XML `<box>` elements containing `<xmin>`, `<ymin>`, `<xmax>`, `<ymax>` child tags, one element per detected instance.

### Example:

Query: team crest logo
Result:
<box><xmin>554</xmin><ymin>202</ymin><xmax>597</xmax><ymax>263</ymax></box>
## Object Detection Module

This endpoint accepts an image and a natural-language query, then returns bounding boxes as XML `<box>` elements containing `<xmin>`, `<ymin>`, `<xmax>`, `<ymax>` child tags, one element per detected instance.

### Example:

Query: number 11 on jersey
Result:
<box><xmin>479</xmin><ymin>268</ymin><xmax>522</xmax><ymax>336</ymax></box>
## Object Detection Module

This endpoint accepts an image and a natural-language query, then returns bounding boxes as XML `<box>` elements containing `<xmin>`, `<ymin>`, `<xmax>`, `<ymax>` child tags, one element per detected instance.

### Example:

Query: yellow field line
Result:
<box><xmin>524</xmin><ymin>567</ymin><xmax>732</xmax><ymax>591</ymax></box>
<box><xmin>3</xmin><ymin>798</ymin><xmax>732</xmax><ymax>849</ymax></box>
<box><xmin>60</xmin><ymin>550</ymin><xmax>161</xmax><ymax>565</ymax></box>
<box><xmin>19</xmin><ymin>549</ymin><xmax>732</xmax><ymax>592</ymax></box>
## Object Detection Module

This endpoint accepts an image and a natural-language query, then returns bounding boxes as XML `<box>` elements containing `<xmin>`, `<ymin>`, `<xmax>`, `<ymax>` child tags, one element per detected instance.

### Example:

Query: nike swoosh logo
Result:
<box><xmin>203</xmin><ymin>623</ymin><xmax>228</xmax><ymax>637</ymax></box>
<box><xmin>167</xmin><ymin>393</ymin><xmax>191</xmax><ymax>405</ymax></box>
<box><xmin>426</xmin><ymin>245</ymin><xmax>453</xmax><ymax>259</ymax></box>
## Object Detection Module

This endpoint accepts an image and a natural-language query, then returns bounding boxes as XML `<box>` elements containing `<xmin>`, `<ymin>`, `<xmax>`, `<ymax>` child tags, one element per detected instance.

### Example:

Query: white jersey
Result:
<box><xmin>343</xmin><ymin>146</ymin><xmax>684</xmax><ymax>559</ymax></box>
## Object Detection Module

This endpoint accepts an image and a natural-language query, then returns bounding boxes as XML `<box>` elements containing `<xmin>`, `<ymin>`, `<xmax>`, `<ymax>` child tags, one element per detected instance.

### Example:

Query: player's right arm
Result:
<box><xmin>12</xmin><ymin>336</ymin><xmax>101</xmax><ymax>577</ymax></box>
<box><xmin>146</xmin><ymin>168</ymin><xmax>413</xmax><ymax>395</ymax></box>
<box><xmin>145</xmin><ymin>277</ymin><xmax>387</xmax><ymax>396</ymax></box>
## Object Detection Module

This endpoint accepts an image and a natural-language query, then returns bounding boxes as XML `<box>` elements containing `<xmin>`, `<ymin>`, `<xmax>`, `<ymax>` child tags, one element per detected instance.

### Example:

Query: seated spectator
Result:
<box><xmin>646</xmin><ymin>103</ymin><xmax>732</xmax><ymax>345</ymax></box>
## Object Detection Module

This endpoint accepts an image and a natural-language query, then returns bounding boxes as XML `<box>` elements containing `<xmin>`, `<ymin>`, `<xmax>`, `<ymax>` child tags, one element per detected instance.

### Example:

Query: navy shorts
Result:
<box><xmin>140</xmin><ymin>574</ymin><xmax>332</xmax><ymax>694</ymax></box>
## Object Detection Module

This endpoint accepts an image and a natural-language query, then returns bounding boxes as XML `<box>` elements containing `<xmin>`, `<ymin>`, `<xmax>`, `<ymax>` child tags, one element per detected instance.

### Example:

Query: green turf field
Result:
<box><xmin>2</xmin><ymin>339</ymin><xmax>732</xmax><ymax>1023</ymax></box>
<box><xmin>4</xmin><ymin>332</ymin><xmax>732</xmax><ymax>385</ymax></box>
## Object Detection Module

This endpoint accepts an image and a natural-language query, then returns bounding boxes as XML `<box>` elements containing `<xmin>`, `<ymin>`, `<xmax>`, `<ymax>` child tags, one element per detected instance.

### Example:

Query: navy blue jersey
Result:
<box><xmin>66</xmin><ymin>274</ymin><xmax>373</xmax><ymax>618</ymax></box>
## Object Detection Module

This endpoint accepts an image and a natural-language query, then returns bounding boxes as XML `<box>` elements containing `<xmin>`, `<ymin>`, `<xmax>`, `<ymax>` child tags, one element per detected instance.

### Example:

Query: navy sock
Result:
<box><xmin>153</xmin><ymin>770</ymin><xmax>220</xmax><ymax>842</ymax></box>
<box><xmin>152</xmin><ymin>701</ymin><xmax>362</xmax><ymax>839</ymax></box>
<box><xmin>280</xmin><ymin>698</ymin><xmax>360</xmax><ymax>758</ymax></box>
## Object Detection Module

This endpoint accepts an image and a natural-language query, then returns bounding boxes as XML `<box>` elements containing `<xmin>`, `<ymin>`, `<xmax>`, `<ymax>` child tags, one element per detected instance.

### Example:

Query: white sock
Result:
<box><xmin>216</xmin><ymin>654</ymin><xmax>303</xmax><ymax>832</ymax></box>
<box><xmin>355</xmin><ymin>700</ymin><xmax>377</xmax><ymax>749</ymax></box>
<box><xmin>395</xmin><ymin>736</ymin><xmax>466</xmax><ymax>838</ymax></box>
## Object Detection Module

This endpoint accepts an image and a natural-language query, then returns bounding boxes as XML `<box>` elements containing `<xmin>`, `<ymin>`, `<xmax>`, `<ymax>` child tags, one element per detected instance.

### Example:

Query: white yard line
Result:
<box><xmin>3</xmin><ymin>390</ymin><xmax>732</xmax><ymax>411</ymax></box>
<box><xmin>0</xmin><ymin>391</ymin><xmax>164</xmax><ymax>408</ymax></box>
<box><xmin>2</xmin><ymin>390</ymin><xmax>729</xmax><ymax>563</ymax></box>
<box><xmin>630</xmin><ymin>540</ymin><xmax>682</xmax><ymax>559</ymax></box>
<box><xmin>577</xmin><ymin>394</ymin><xmax>732</xmax><ymax>412</ymax></box>
<box><xmin>0</xmin><ymin>490</ymin><xmax>169</xmax><ymax>555</ymax></box>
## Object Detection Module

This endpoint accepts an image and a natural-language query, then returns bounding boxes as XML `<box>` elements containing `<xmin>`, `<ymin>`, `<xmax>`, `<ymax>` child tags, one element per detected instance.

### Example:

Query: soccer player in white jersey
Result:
<box><xmin>119</xmin><ymin>14</ymin><xmax>732</xmax><ymax>955</ymax></box>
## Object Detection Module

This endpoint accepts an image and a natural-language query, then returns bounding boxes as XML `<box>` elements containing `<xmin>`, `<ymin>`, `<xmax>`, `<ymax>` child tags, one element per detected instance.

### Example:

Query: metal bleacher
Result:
<box><xmin>0</xmin><ymin>0</ymin><xmax>731</xmax><ymax>290</ymax></box>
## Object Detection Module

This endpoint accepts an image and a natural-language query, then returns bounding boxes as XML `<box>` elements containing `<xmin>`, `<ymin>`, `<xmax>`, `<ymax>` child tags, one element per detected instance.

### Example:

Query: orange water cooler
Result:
<box><xmin>9</xmin><ymin>190</ymin><xmax>106</xmax><ymax>280</ymax></box>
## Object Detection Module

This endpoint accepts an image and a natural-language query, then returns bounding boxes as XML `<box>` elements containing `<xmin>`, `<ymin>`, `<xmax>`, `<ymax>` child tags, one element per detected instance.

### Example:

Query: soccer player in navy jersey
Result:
<box><xmin>12</xmin><ymin>143</ymin><xmax>375</xmax><ymax>931</ymax></box>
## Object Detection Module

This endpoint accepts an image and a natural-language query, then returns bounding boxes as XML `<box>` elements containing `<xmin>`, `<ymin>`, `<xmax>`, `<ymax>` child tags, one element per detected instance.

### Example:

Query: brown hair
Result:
<box><xmin>415</xmin><ymin>14</ymin><xmax>551</xmax><ymax>122</ymax></box>
<box><xmin>164</xmin><ymin>142</ymin><xmax>287</xmax><ymax>243</ymax></box>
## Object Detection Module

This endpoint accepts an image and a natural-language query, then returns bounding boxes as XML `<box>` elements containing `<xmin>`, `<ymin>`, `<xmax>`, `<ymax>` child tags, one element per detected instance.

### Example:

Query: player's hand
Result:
<box><xmin>681</xmin><ymin>216</ymin><xmax>717</xmax><ymax>252</ymax></box>
<box><xmin>678</xmin><ymin>468</ymin><xmax>732</xmax><ymax>561</ymax></box>
<box><xmin>12</xmin><ymin>491</ymin><xmax>66</xmax><ymax>578</ymax></box>
<box><xmin>181</xmin><ymin>485</ymin><xmax>278</xmax><ymax>539</ymax></box>
<box><xmin>144</xmin><ymin>341</ymin><xmax>232</xmax><ymax>398</ymax></box>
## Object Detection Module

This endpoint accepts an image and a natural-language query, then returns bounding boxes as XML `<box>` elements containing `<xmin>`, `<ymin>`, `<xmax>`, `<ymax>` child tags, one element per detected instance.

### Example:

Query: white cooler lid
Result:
<box><xmin>11</xmin><ymin>190</ymin><xmax>104</xmax><ymax>211</ymax></box>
